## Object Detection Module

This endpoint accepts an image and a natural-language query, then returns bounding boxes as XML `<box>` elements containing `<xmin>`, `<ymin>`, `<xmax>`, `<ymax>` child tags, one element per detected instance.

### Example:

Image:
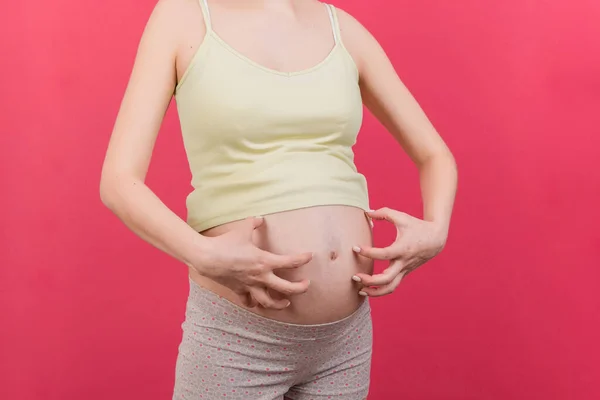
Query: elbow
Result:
<box><xmin>99</xmin><ymin>167</ymin><xmax>126</xmax><ymax>211</ymax></box>
<box><xmin>99</xmin><ymin>159</ymin><xmax>146</xmax><ymax>212</ymax></box>
<box><xmin>442</xmin><ymin>149</ymin><xmax>457</xmax><ymax>171</ymax></box>
<box><xmin>417</xmin><ymin>148</ymin><xmax>457</xmax><ymax>171</ymax></box>
<box><xmin>99</xmin><ymin>176</ymin><xmax>117</xmax><ymax>211</ymax></box>
<box><xmin>99</xmin><ymin>170</ymin><xmax>145</xmax><ymax>211</ymax></box>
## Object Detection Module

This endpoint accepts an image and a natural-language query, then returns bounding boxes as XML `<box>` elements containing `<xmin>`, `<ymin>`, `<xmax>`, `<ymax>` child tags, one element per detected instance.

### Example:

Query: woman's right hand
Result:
<box><xmin>193</xmin><ymin>217</ymin><xmax>313</xmax><ymax>310</ymax></box>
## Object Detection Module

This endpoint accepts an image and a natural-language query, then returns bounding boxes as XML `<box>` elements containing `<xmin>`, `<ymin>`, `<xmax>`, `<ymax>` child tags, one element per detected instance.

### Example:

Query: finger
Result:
<box><xmin>264</xmin><ymin>274</ymin><xmax>311</xmax><ymax>296</ymax></box>
<box><xmin>233</xmin><ymin>217</ymin><xmax>265</xmax><ymax>240</ymax></box>
<box><xmin>360</xmin><ymin>271</ymin><xmax>406</xmax><ymax>297</ymax></box>
<box><xmin>236</xmin><ymin>290</ymin><xmax>257</xmax><ymax>308</ymax></box>
<box><xmin>366</xmin><ymin>208</ymin><xmax>408</xmax><ymax>226</ymax></box>
<box><xmin>234</xmin><ymin>216</ymin><xmax>265</xmax><ymax>241</ymax></box>
<box><xmin>352</xmin><ymin>245</ymin><xmax>398</xmax><ymax>260</ymax></box>
<box><xmin>245</xmin><ymin>293</ymin><xmax>258</xmax><ymax>308</ymax></box>
<box><xmin>353</xmin><ymin>259</ymin><xmax>404</xmax><ymax>286</ymax></box>
<box><xmin>250</xmin><ymin>288</ymin><xmax>291</xmax><ymax>310</ymax></box>
<box><xmin>246</xmin><ymin>216</ymin><xmax>265</xmax><ymax>230</ymax></box>
<box><xmin>237</xmin><ymin>292</ymin><xmax>256</xmax><ymax>308</ymax></box>
<box><xmin>363</xmin><ymin>210</ymin><xmax>375</xmax><ymax>228</ymax></box>
<box><xmin>263</xmin><ymin>251</ymin><xmax>313</xmax><ymax>270</ymax></box>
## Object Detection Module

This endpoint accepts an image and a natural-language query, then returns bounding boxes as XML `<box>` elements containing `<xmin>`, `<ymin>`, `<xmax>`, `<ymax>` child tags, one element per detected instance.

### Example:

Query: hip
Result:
<box><xmin>174</xmin><ymin>278</ymin><xmax>373</xmax><ymax>399</ymax></box>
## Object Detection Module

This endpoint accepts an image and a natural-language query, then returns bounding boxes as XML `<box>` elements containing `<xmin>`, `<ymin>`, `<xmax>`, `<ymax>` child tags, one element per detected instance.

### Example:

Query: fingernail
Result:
<box><xmin>352</xmin><ymin>246</ymin><xmax>361</xmax><ymax>253</ymax></box>
<box><xmin>254</xmin><ymin>215</ymin><xmax>264</xmax><ymax>219</ymax></box>
<box><xmin>352</xmin><ymin>275</ymin><xmax>362</xmax><ymax>282</ymax></box>
<box><xmin>285</xmin><ymin>301</ymin><xmax>291</xmax><ymax>307</ymax></box>
<box><xmin>369</xmin><ymin>209</ymin><xmax>375</xmax><ymax>212</ymax></box>
<box><xmin>358</xmin><ymin>291</ymin><xmax>368</xmax><ymax>297</ymax></box>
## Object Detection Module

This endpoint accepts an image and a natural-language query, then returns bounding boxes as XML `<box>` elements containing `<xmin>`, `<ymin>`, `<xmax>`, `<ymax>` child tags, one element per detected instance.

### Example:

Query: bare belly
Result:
<box><xmin>189</xmin><ymin>205</ymin><xmax>374</xmax><ymax>324</ymax></box>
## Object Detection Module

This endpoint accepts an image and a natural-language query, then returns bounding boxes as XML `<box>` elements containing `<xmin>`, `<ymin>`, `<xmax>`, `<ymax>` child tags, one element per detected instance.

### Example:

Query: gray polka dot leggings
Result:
<box><xmin>173</xmin><ymin>279</ymin><xmax>373</xmax><ymax>400</ymax></box>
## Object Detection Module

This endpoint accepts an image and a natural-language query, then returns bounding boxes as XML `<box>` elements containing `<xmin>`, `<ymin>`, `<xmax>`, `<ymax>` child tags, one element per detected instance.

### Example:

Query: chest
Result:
<box><xmin>207</xmin><ymin>9</ymin><xmax>336</xmax><ymax>74</ymax></box>
<box><xmin>188</xmin><ymin>53</ymin><xmax>361</xmax><ymax>144</ymax></box>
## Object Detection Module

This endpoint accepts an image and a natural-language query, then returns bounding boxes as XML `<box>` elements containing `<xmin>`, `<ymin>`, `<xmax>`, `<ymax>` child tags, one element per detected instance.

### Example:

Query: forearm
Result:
<box><xmin>100</xmin><ymin>178</ymin><xmax>209</xmax><ymax>270</ymax></box>
<box><xmin>418</xmin><ymin>152</ymin><xmax>457</xmax><ymax>239</ymax></box>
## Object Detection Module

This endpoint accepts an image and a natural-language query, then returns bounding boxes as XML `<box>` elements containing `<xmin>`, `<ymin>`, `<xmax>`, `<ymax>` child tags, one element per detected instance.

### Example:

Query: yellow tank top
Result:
<box><xmin>175</xmin><ymin>0</ymin><xmax>370</xmax><ymax>232</ymax></box>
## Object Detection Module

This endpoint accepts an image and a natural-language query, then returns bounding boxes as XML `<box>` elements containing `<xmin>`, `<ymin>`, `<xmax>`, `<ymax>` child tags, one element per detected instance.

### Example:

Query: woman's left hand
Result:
<box><xmin>351</xmin><ymin>207</ymin><xmax>448</xmax><ymax>297</ymax></box>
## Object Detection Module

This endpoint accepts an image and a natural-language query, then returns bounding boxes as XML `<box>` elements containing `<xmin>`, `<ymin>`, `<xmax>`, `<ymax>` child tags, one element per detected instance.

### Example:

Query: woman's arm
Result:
<box><xmin>337</xmin><ymin>9</ymin><xmax>458</xmax><ymax>295</ymax></box>
<box><xmin>338</xmin><ymin>9</ymin><xmax>457</xmax><ymax>238</ymax></box>
<box><xmin>100</xmin><ymin>0</ymin><xmax>209</xmax><ymax>269</ymax></box>
<box><xmin>100</xmin><ymin>0</ymin><xmax>312</xmax><ymax>307</ymax></box>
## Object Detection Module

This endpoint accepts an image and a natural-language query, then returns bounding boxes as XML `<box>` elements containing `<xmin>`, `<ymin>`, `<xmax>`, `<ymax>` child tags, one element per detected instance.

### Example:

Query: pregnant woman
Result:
<box><xmin>100</xmin><ymin>0</ymin><xmax>457</xmax><ymax>398</ymax></box>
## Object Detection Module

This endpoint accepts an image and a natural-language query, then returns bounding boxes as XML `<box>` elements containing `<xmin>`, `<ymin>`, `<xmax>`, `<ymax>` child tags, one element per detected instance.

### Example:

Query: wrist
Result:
<box><xmin>183</xmin><ymin>233</ymin><xmax>214</xmax><ymax>274</ymax></box>
<box><xmin>428</xmin><ymin>220</ymin><xmax>449</xmax><ymax>247</ymax></box>
<box><xmin>436</xmin><ymin>229</ymin><xmax>448</xmax><ymax>249</ymax></box>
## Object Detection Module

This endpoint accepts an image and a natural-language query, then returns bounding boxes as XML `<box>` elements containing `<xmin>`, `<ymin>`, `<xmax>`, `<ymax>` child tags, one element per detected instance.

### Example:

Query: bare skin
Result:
<box><xmin>100</xmin><ymin>0</ymin><xmax>457</xmax><ymax>326</ymax></box>
<box><xmin>197</xmin><ymin>206</ymin><xmax>374</xmax><ymax>324</ymax></box>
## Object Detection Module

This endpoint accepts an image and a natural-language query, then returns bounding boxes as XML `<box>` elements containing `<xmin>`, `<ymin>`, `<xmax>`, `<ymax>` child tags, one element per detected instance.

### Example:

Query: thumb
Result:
<box><xmin>231</xmin><ymin>216</ymin><xmax>264</xmax><ymax>240</ymax></box>
<box><xmin>247</xmin><ymin>216</ymin><xmax>265</xmax><ymax>230</ymax></box>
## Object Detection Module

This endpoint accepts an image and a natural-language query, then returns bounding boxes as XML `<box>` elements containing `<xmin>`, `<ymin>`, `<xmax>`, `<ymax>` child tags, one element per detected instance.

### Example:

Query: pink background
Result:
<box><xmin>1</xmin><ymin>0</ymin><xmax>599</xmax><ymax>399</ymax></box>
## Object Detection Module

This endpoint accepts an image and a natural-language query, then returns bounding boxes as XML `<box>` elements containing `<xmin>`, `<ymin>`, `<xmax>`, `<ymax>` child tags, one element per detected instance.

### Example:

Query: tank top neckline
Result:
<box><xmin>193</xmin><ymin>0</ymin><xmax>343</xmax><ymax>78</ymax></box>
<box><xmin>205</xmin><ymin>30</ymin><xmax>342</xmax><ymax>78</ymax></box>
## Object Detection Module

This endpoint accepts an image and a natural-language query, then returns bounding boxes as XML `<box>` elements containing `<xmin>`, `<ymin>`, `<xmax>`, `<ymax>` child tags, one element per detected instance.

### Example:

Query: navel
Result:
<box><xmin>329</xmin><ymin>250</ymin><xmax>338</xmax><ymax>261</ymax></box>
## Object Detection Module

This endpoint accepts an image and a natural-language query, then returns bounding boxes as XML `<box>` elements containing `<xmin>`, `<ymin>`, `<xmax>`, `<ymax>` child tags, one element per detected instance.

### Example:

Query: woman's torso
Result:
<box><xmin>195</xmin><ymin>206</ymin><xmax>373</xmax><ymax>324</ymax></box>
<box><xmin>174</xmin><ymin>0</ymin><xmax>372</xmax><ymax>324</ymax></box>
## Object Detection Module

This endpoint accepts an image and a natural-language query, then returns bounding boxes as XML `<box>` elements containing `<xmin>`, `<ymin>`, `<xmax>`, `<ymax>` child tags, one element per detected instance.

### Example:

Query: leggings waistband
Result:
<box><xmin>187</xmin><ymin>278</ymin><xmax>371</xmax><ymax>341</ymax></box>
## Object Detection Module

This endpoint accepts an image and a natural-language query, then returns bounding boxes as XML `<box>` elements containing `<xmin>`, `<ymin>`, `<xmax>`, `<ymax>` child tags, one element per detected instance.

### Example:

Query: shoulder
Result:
<box><xmin>135</xmin><ymin>0</ymin><xmax>207</xmax><ymax>65</ymax></box>
<box><xmin>331</xmin><ymin>5</ymin><xmax>384</xmax><ymax>74</ymax></box>
<box><xmin>150</xmin><ymin>0</ymin><xmax>199</xmax><ymax>21</ymax></box>
<box><xmin>143</xmin><ymin>0</ymin><xmax>205</xmax><ymax>42</ymax></box>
